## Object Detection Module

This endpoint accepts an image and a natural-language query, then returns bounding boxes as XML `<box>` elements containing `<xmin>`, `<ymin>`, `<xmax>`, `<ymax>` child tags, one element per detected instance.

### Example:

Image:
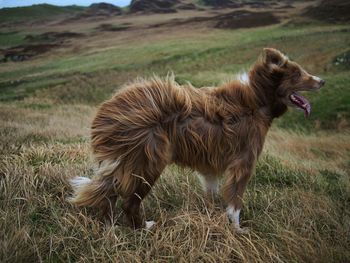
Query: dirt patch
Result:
<box><xmin>0</xmin><ymin>44</ymin><xmax>59</xmax><ymax>62</ymax></box>
<box><xmin>129</xmin><ymin>0</ymin><xmax>180</xmax><ymax>13</ymax></box>
<box><xmin>200</xmin><ymin>0</ymin><xmax>242</xmax><ymax>8</ymax></box>
<box><xmin>246</xmin><ymin>1</ymin><xmax>270</xmax><ymax>9</ymax></box>
<box><xmin>1</xmin><ymin>31</ymin><xmax>84</xmax><ymax>63</ymax></box>
<box><xmin>150</xmin><ymin>10</ymin><xmax>279</xmax><ymax>30</ymax></box>
<box><xmin>25</xmin><ymin>31</ymin><xmax>84</xmax><ymax>43</ymax></box>
<box><xmin>95</xmin><ymin>23</ymin><xmax>131</xmax><ymax>32</ymax></box>
<box><xmin>200</xmin><ymin>0</ymin><xmax>271</xmax><ymax>9</ymax></box>
<box><xmin>177</xmin><ymin>3</ymin><xmax>197</xmax><ymax>10</ymax></box>
<box><xmin>304</xmin><ymin>0</ymin><xmax>350</xmax><ymax>23</ymax></box>
<box><xmin>214</xmin><ymin>10</ymin><xmax>279</xmax><ymax>29</ymax></box>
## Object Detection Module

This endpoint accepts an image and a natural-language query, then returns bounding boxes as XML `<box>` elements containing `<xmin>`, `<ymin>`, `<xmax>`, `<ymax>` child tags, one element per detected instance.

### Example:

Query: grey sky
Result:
<box><xmin>0</xmin><ymin>0</ymin><xmax>131</xmax><ymax>8</ymax></box>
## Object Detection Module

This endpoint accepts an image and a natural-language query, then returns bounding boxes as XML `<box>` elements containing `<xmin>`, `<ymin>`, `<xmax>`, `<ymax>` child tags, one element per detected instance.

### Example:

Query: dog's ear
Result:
<box><xmin>263</xmin><ymin>48</ymin><xmax>286</xmax><ymax>66</ymax></box>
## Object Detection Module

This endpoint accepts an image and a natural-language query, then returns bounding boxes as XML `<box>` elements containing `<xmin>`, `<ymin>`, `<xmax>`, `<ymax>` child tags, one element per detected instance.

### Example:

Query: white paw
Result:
<box><xmin>145</xmin><ymin>220</ymin><xmax>155</xmax><ymax>230</ymax></box>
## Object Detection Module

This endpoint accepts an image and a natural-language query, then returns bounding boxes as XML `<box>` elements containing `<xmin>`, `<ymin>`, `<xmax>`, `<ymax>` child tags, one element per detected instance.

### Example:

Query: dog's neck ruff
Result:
<box><xmin>248</xmin><ymin>65</ymin><xmax>287</xmax><ymax>120</ymax></box>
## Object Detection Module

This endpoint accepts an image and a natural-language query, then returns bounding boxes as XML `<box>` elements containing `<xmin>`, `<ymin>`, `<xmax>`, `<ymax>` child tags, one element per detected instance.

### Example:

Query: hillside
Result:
<box><xmin>0</xmin><ymin>4</ymin><xmax>86</xmax><ymax>25</ymax></box>
<box><xmin>0</xmin><ymin>3</ymin><xmax>125</xmax><ymax>25</ymax></box>
<box><xmin>0</xmin><ymin>0</ymin><xmax>349</xmax><ymax>262</ymax></box>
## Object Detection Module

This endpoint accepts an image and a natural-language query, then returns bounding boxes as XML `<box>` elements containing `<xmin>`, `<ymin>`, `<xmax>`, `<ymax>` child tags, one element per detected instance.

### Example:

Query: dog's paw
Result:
<box><xmin>234</xmin><ymin>226</ymin><xmax>250</xmax><ymax>234</ymax></box>
<box><xmin>145</xmin><ymin>220</ymin><xmax>156</xmax><ymax>230</ymax></box>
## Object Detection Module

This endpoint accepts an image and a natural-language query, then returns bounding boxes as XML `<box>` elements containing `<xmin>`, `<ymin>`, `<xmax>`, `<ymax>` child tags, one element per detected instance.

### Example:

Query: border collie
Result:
<box><xmin>69</xmin><ymin>48</ymin><xmax>324</xmax><ymax>232</ymax></box>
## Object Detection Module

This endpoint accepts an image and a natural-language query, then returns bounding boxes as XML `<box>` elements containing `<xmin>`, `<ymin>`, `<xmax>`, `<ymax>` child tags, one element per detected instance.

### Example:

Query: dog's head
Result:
<box><xmin>262</xmin><ymin>48</ymin><xmax>325</xmax><ymax>117</ymax></box>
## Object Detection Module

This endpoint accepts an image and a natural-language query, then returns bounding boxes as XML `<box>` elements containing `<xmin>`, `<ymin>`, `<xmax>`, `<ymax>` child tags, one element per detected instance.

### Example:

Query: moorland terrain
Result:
<box><xmin>0</xmin><ymin>0</ymin><xmax>349</xmax><ymax>262</ymax></box>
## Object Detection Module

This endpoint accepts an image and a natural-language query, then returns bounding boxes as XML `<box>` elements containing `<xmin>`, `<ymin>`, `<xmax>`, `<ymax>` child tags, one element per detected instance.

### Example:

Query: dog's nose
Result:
<box><xmin>320</xmin><ymin>79</ymin><xmax>325</xmax><ymax>86</ymax></box>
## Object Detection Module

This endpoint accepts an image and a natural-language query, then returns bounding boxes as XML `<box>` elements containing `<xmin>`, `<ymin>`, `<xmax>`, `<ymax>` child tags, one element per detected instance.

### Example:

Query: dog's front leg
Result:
<box><xmin>222</xmin><ymin>158</ymin><xmax>254</xmax><ymax>234</ymax></box>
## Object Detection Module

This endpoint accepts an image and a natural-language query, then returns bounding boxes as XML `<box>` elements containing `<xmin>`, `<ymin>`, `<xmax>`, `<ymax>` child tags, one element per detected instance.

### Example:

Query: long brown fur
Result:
<box><xmin>69</xmin><ymin>48</ymin><xmax>324</xmax><ymax>229</ymax></box>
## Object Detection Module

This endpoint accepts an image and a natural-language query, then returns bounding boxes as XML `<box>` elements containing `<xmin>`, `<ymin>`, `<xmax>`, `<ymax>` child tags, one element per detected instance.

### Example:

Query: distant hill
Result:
<box><xmin>0</xmin><ymin>4</ymin><xmax>86</xmax><ymax>24</ymax></box>
<box><xmin>0</xmin><ymin>3</ymin><xmax>125</xmax><ymax>25</ymax></box>
<box><xmin>65</xmin><ymin>2</ymin><xmax>123</xmax><ymax>21</ymax></box>
<box><xmin>84</xmin><ymin>3</ymin><xmax>122</xmax><ymax>16</ymax></box>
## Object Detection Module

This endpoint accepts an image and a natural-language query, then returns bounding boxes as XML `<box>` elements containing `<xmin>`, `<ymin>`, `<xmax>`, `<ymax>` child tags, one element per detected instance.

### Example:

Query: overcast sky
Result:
<box><xmin>0</xmin><ymin>0</ymin><xmax>131</xmax><ymax>8</ymax></box>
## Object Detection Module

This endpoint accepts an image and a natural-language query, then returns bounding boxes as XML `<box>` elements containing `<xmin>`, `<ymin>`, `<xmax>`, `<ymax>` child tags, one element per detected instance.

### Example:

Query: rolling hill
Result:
<box><xmin>0</xmin><ymin>4</ymin><xmax>86</xmax><ymax>25</ymax></box>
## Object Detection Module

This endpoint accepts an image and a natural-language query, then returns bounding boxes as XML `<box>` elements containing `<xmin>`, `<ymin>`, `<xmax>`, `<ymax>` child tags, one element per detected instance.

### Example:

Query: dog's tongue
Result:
<box><xmin>289</xmin><ymin>92</ymin><xmax>311</xmax><ymax>117</ymax></box>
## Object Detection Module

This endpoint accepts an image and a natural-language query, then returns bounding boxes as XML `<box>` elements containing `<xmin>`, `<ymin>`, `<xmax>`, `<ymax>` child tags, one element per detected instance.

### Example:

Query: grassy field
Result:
<box><xmin>0</xmin><ymin>2</ymin><xmax>349</xmax><ymax>262</ymax></box>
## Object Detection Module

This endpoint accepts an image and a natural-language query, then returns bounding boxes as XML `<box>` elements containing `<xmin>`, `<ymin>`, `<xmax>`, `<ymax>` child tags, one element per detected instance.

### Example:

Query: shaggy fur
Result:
<box><xmin>69</xmin><ymin>48</ymin><xmax>324</xmax><ymax>230</ymax></box>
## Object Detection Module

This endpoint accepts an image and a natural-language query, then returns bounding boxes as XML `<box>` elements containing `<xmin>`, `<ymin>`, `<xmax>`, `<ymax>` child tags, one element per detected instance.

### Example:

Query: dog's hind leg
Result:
<box><xmin>222</xmin><ymin>158</ymin><xmax>254</xmax><ymax>234</ymax></box>
<box><xmin>122</xmin><ymin>171</ymin><xmax>161</xmax><ymax>229</ymax></box>
<box><xmin>121</xmin><ymin>129</ymin><xmax>170</xmax><ymax>229</ymax></box>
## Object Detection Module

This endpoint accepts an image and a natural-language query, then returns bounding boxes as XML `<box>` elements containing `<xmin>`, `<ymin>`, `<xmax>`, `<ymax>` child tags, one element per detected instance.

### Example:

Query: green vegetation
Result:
<box><xmin>1</xmin><ymin>23</ymin><xmax>349</xmax><ymax>129</ymax></box>
<box><xmin>0</xmin><ymin>4</ymin><xmax>85</xmax><ymax>24</ymax></box>
<box><xmin>0</xmin><ymin>31</ymin><xmax>26</xmax><ymax>48</ymax></box>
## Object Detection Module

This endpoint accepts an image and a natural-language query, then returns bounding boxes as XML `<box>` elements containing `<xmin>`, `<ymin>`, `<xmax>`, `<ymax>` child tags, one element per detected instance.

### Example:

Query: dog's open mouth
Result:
<box><xmin>289</xmin><ymin>92</ymin><xmax>311</xmax><ymax>117</ymax></box>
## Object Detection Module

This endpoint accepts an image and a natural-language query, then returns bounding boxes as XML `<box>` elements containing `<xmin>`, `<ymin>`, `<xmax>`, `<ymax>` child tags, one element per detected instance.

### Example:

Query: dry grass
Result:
<box><xmin>0</xmin><ymin>103</ymin><xmax>349</xmax><ymax>262</ymax></box>
<box><xmin>265</xmin><ymin>129</ymin><xmax>350</xmax><ymax>175</ymax></box>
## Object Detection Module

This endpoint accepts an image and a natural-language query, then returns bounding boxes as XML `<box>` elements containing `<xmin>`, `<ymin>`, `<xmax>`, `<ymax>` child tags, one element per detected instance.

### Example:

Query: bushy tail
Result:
<box><xmin>68</xmin><ymin>159</ymin><xmax>120</xmax><ymax>207</ymax></box>
<box><xmin>68</xmin><ymin>176</ymin><xmax>115</xmax><ymax>207</ymax></box>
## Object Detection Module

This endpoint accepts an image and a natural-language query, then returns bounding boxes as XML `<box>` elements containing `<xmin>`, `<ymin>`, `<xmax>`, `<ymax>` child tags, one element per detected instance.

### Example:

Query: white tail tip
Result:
<box><xmin>69</xmin><ymin>176</ymin><xmax>92</xmax><ymax>188</ymax></box>
<box><xmin>67</xmin><ymin>177</ymin><xmax>92</xmax><ymax>203</ymax></box>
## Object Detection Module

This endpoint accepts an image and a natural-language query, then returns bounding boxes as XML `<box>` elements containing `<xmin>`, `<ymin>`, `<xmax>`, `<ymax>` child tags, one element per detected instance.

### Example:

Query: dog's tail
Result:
<box><xmin>68</xmin><ymin>177</ymin><xmax>108</xmax><ymax>207</ymax></box>
<box><xmin>68</xmin><ymin>160</ymin><xmax>119</xmax><ymax>207</ymax></box>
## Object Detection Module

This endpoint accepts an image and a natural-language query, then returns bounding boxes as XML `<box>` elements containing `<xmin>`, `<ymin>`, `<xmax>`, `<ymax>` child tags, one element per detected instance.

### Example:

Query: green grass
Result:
<box><xmin>1</xmin><ymin>23</ymin><xmax>349</xmax><ymax>130</ymax></box>
<box><xmin>0</xmin><ymin>31</ymin><xmax>26</xmax><ymax>48</ymax></box>
<box><xmin>0</xmin><ymin>4</ymin><xmax>85</xmax><ymax>24</ymax></box>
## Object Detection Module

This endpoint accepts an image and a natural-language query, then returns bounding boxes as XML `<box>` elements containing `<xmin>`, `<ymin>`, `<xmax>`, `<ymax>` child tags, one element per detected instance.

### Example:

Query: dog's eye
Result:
<box><xmin>292</xmin><ymin>69</ymin><xmax>301</xmax><ymax>77</ymax></box>
<box><xmin>292</xmin><ymin>72</ymin><xmax>301</xmax><ymax>83</ymax></box>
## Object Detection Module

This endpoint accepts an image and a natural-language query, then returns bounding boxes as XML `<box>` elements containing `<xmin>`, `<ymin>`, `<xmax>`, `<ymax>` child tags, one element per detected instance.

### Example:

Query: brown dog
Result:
<box><xmin>69</xmin><ymin>48</ymin><xmax>324</xmax><ymax>232</ymax></box>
